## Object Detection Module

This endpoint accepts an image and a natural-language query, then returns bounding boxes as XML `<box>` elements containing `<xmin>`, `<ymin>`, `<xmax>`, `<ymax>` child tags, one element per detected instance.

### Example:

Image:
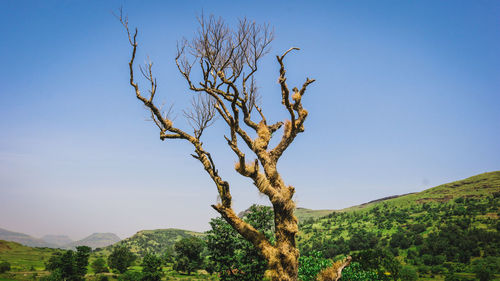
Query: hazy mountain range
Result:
<box><xmin>0</xmin><ymin>228</ymin><xmax>120</xmax><ymax>250</ymax></box>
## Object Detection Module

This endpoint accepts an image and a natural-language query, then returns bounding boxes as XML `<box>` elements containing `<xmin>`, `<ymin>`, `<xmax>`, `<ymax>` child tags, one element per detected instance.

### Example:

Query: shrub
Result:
<box><xmin>339</xmin><ymin>262</ymin><xmax>381</xmax><ymax>281</ymax></box>
<box><xmin>298</xmin><ymin>251</ymin><xmax>332</xmax><ymax>281</ymax></box>
<box><xmin>399</xmin><ymin>266</ymin><xmax>418</xmax><ymax>281</ymax></box>
<box><xmin>0</xmin><ymin>261</ymin><xmax>11</xmax><ymax>273</ymax></box>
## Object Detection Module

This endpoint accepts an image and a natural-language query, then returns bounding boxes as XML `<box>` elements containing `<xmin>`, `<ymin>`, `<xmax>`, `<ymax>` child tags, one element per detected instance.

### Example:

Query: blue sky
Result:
<box><xmin>0</xmin><ymin>0</ymin><xmax>499</xmax><ymax>239</ymax></box>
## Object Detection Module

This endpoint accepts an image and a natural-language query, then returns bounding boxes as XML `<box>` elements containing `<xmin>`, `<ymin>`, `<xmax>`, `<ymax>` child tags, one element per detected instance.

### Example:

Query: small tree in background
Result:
<box><xmin>108</xmin><ymin>246</ymin><xmax>136</xmax><ymax>274</ymax></box>
<box><xmin>75</xmin><ymin>246</ymin><xmax>91</xmax><ymax>277</ymax></box>
<box><xmin>472</xmin><ymin>256</ymin><xmax>500</xmax><ymax>281</ymax></box>
<box><xmin>45</xmin><ymin>247</ymin><xmax>90</xmax><ymax>281</ymax></box>
<box><xmin>398</xmin><ymin>266</ymin><xmax>418</xmax><ymax>281</ymax></box>
<box><xmin>141</xmin><ymin>253</ymin><xmax>163</xmax><ymax>281</ymax></box>
<box><xmin>173</xmin><ymin>236</ymin><xmax>204</xmax><ymax>275</ymax></box>
<box><xmin>91</xmin><ymin>257</ymin><xmax>108</xmax><ymax>273</ymax></box>
<box><xmin>0</xmin><ymin>261</ymin><xmax>11</xmax><ymax>273</ymax></box>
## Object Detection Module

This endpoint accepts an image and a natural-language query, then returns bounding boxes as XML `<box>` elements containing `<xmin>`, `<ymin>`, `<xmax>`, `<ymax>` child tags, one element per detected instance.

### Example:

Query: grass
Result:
<box><xmin>0</xmin><ymin>240</ymin><xmax>61</xmax><ymax>271</ymax></box>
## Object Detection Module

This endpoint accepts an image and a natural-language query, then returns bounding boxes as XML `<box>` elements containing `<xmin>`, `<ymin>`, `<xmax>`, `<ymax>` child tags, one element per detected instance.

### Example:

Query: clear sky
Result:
<box><xmin>0</xmin><ymin>0</ymin><xmax>499</xmax><ymax>240</ymax></box>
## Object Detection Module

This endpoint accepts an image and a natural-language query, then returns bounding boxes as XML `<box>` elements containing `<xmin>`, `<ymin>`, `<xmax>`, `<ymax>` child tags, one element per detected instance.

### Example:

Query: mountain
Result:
<box><xmin>64</xmin><ymin>233</ymin><xmax>121</xmax><ymax>249</ymax></box>
<box><xmin>0</xmin><ymin>228</ymin><xmax>57</xmax><ymax>248</ymax></box>
<box><xmin>41</xmin><ymin>234</ymin><xmax>73</xmax><ymax>247</ymax></box>
<box><xmin>101</xmin><ymin>228</ymin><xmax>204</xmax><ymax>257</ymax></box>
<box><xmin>297</xmin><ymin>171</ymin><xmax>500</xmax><ymax>279</ymax></box>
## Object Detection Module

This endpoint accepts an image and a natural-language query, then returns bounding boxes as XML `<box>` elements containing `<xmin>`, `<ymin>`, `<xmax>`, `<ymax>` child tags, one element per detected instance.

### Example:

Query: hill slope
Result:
<box><xmin>0</xmin><ymin>240</ymin><xmax>62</xmax><ymax>271</ymax></box>
<box><xmin>297</xmin><ymin>171</ymin><xmax>500</xmax><ymax>279</ymax></box>
<box><xmin>341</xmin><ymin>171</ymin><xmax>500</xmax><ymax>212</ymax></box>
<box><xmin>101</xmin><ymin>228</ymin><xmax>204</xmax><ymax>257</ymax></box>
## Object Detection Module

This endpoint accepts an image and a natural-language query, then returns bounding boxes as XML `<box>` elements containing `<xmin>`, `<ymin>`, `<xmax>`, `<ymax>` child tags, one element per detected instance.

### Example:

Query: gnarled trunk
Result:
<box><xmin>266</xmin><ymin>201</ymin><xmax>299</xmax><ymax>281</ymax></box>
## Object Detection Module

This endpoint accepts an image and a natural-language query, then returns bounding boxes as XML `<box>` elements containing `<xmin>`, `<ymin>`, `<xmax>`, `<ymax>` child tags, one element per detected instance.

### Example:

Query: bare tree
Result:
<box><xmin>118</xmin><ymin>12</ymin><xmax>349</xmax><ymax>281</ymax></box>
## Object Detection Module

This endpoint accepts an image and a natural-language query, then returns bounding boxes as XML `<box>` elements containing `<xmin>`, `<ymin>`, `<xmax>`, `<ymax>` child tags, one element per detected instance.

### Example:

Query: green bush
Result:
<box><xmin>398</xmin><ymin>266</ymin><xmax>417</xmax><ymax>281</ymax></box>
<box><xmin>0</xmin><ymin>261</ymin><xmax>11</xmax><ymax>273</ymax></box>
<box><xmin>298</xmin><ymin>251</ymin><xmax>332</xmax><ymax>281</ymax></box>
<box><xmin>339</xmin><ymin>262</ymin><xmax>381</xmax><ymax>281</ymax></box>
<box><xmin>91</xmin><ymin>257</ymin><xmax>108</xmax><ymax>273</ymax></box>
<box><xmin>118</xmin><ymin>270</ymin><xmax>143</xmax><ymax>281</ymax></box>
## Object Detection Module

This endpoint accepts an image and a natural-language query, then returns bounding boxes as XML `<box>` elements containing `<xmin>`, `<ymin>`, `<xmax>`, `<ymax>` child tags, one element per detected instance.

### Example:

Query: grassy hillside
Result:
<box><xmin>297</xmin><ymin>171</ymin><xmax>500</xmax><ymax>280</ymax></box>
<box><xmin>0</xmin><ymin>240</ymin><xmax>62</xmax><ymax>280</ymax></box>
<box><xmin>342</xmin><ymin>171</ymin><xmax>500</xmax><ymax>212</ymax></box>
<box><xmin>295</xmin><ymin>208</ymin><xmax>336</xmax><ymax>222</ymax></box>
<box><xmin>100</xmin><ymin>228</ymin><xmax>204</xmax><ymax>257</ymax></box>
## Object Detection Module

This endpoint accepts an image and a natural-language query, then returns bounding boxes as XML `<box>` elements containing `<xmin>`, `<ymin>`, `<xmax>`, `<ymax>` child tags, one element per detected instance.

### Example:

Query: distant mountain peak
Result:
<box><xmin>64</xmin><ymin>233</ymin><xmax>121</xmax><ymax>250</ymax></box>
<box><xmin>41</xmin><ymin>234</ymin><xmax>74</xmax><ymax>247</ymax></box>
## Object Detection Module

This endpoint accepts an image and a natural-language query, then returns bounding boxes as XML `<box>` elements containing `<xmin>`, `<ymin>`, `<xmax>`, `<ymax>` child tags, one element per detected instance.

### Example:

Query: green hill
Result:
<box><xmin>297</xmin><ymin>171</ymin><xmax>500</xmax><ymax>280</ymax></box>
<box><xmin>341</xmin><ymin>171</ymin><xmax>500</xmax><ymax>212</ymax></box>
<box><xmin>100</xmin><ymin>228</ymin><xmax>205</xmax><ymax>257</ymax></box>
<box><xmin>0</xmin><ymin>240</ymin><xmax>62</xmax><ymax>272</ymax></box>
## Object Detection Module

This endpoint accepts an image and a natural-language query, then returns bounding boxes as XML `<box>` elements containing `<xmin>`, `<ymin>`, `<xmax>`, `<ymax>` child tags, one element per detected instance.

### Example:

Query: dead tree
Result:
<box><xmin>118</xmin><ymin>13</ymin><xmax>347</xmax><ymax>281</ymax></box>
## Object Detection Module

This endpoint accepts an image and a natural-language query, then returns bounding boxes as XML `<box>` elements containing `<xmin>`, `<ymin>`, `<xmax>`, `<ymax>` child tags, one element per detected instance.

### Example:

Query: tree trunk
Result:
<box><xmin>266</xmin><ymin>200</ymin><xmax>299</xmax><ymax>281</ymax></box>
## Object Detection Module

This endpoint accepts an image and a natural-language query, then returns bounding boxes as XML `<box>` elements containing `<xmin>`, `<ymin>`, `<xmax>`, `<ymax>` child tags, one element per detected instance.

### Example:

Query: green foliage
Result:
<box><xmin>74</xmin><ymin>246</ymin><xmax>91</xmax><ymax>277</ymax></box>
<box><xmin>108</xmin><ymin>246</ymin><xmax>137</xmax><ymax>274</ymax></box>
<box><xmin>339</xmin><ymin>262</ymin><xmax>381</xmax><ymax>281</ymax></box>
<box><xmin>118</xmin><ymin>270</ymin><xmax>143</xmax><ymax>281</ymax></box>
<box><xmin>141</xmin><ymin>253</ymin><xmax>163</xmax><ymax>281</ymax></box>
<box><xmin>398</xmin><ymin>266</ymin><xmax>417</xmax><ymax>281</ymax></box>
<box><xmin>107</xmin><ymin>228</ymin><xmax>204</xmax><ymax>257</ymax></box>
<box><xmin>97</xmin><ymin>275</ymin><xmax>110</xmax><ymax>281</ymax></box>
<box><xmin>205</xmin><ymin>204</ymin><xmax>273</xmax><ymax>281</ymax></box>
<box><xmin>0</xmin><ymin>240</ymin><xmax>63</xmax><ymax>272</ymax></box>
<box><xmin>91</xmin><ymin>257</ymin><xmax>108</xmax><ymax>273</ymax></box>
<box><xmin>44</xmin><ymin>246</ymin><xmax>90</xmax><ymax>281</ymax></box>
<box><xmin>298</xmin><ymin>251</ymin><xmax>332</xmax><ymax>281</ymax></box>
<box><xmin>0</xmin><ymin>261</ymin><xmax>10</xmax><ymax>273</ymax></box>
<box><xmin>39</xmin><ymin>269</ymin><xmax>64</xmax><ymax>281</ymax></box>
<box><xmin>173</xmin><ymin>236</ymin><xmax>204</xmax><ymax>275</ymax></box>
<box><xmin>472</xmin><ymin>256</ymin><xmax>500</xmax><ymax>281</ymax></box>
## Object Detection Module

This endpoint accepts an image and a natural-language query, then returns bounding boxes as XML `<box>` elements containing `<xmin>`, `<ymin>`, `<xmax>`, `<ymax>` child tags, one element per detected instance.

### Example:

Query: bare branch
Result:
<box><xmin>183</xmin><ymin>94</ymin><xmax>218</xmax><ymax>139</ymax></box>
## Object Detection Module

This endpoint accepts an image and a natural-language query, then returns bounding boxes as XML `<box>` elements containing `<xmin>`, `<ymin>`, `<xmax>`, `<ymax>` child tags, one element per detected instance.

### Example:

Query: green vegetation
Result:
<box><xmin>100</xmin><ymin>229</ymin><xmax>204</xmax><ymax>258</ymax></box>
<box><xmin>206</xmin><ymin>205</ymin><xmax>273</xmax><ymax>281</ymax></box>
<box><xmin>173</xmin><ymin>236</ymin><xmax>204</xmax><ymax>275</ymax></box>
<box><xmin>108</xmin><ymin>246</ymin><xmax>136</xmax><ymax>274</ymax></box>
<box><xmin>43</xmin><ymin>246</ymin><xmax>91</xmax><ymax>281</ymax></box>
<box><xmin>91</xmin><ymin>257</ymin><xmax>108</xmax><ymax>274</ymax></box>
<box><xmin>298</xmin><ymin>251</ymin><xmax>333</xmax><ymax>281</ymax></box>
<box><xmin>0</xmin><ymin>240</ymin><xmax>62</xmax><ymax>271</ymax></box>
<box><xmin>1</xmin><ymin>171</ymin><xmax>499</xmax><ymax>280</ymax></box>
<box><xmin>295</xmin><ymin>208</ymin><xmax>336</xmax><ymax>223</ymax></box>
<box><xmin>298</xmin><ymin>171</ymin><xmax>500</xmax><ymax>280</ymax></box>
<box><xmin>141</xmin><ymin>253</ymin><xmax>163</xmax><ymax>281</ymax></box>
<box><xmin>0</xmin><ymin>262</ymin><xmax>10</xmax><ymax>274</ymax></box>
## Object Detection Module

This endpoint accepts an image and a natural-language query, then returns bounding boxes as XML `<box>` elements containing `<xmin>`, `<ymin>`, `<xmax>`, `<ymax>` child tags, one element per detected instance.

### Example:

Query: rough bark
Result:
<box><xmin>119</xmin><ymin>12</ymin><xmax>329</xmax><ymax>281</ymax></box>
